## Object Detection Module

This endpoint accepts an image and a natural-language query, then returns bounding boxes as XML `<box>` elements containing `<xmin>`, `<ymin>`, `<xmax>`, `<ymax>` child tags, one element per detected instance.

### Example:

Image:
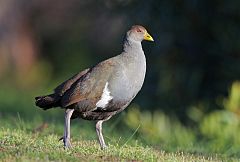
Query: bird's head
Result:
<box><xmin>126</xmin><ymin>25</ymin><xmax>154</xmax><ymax>42</ymax></box>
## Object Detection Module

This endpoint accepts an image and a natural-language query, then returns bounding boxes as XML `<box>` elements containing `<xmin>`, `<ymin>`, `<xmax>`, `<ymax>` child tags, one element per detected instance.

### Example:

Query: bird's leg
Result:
<box><xmin>63</xmin><ymin>109</ymin><xmax>74</xmax><ymax>149</ymax></box>
<box><xmin>96</xmin><ymin>120</ymin><xmax>107</xmax><ymax>149</ymax></box>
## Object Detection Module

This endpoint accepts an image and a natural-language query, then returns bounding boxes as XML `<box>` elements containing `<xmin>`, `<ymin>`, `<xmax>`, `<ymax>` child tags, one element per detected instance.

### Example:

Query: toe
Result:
<box><xmin>64</xmin><ymin>139</ymin><xmax>72</xmax><ymax>149</ymax></box>
<box><xmin>64</xmin><ymin>143</ymin><xmax>72</xmax><ymax>149</ymax></box>
<box><xmin>101</xmin><ymin>145</ymin><xmax>108</xmax><ymax>150</ymax></box>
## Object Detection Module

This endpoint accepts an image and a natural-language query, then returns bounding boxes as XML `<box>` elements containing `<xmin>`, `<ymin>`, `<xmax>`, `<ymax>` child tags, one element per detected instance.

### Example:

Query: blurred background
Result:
<box><xmin>0</xmin><ymin>0</ymin><xmax>240</xmax><ymax>156</ymax></box>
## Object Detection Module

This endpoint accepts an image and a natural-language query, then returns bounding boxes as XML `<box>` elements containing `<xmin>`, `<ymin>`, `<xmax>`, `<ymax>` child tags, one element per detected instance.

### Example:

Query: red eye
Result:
<box><xmin>137</xmin><ymin>29</ymin><xmax>141</xmax><ymax>32</ymax></box>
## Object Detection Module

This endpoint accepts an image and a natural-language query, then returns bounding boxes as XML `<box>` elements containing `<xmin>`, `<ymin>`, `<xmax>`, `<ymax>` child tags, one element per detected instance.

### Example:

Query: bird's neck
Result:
<box><xmin>121</xmin><ymin>38</ymin><xmax>146</xmax><ymax>66</ymax></box>
<box><xmin>123</xmin><ymin>38</ymin><xmax>143</xmax><ymax>55</ymax></box>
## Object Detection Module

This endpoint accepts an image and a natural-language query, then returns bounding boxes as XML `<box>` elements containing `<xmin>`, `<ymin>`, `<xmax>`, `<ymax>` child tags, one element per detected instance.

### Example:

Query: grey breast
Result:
<box><xmin>107</xmin><ymin>47</ymin><xmax>146</xmax><ymax>104</ymax></box>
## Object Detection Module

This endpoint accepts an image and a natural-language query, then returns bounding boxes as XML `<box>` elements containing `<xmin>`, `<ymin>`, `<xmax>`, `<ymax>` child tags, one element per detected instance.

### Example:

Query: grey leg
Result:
<box><xmin>63</xmin><ymin>109</ymin><xmax>74</xmax><ymax>149</ymax></box>
<box><xmin>96</xmin><ymin>120</ymin><xmax>107</xmax><ymax>149</ymax></box>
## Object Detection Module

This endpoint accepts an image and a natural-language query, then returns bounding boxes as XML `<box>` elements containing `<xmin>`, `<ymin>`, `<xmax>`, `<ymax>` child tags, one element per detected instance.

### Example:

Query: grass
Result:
<box><xmin>0</xmin><ymin>128</ymin><xmax>219</xmax><ymax>162</ymax></box>
<box><xmin>0</xmin><ymin>86</ymin><xmax>239</xmax><ymax>161</ymax></box>
<box><xmin>0</xmin><ymin>118</ymin><xmax>238</xmax><ymax>162</ymax></box>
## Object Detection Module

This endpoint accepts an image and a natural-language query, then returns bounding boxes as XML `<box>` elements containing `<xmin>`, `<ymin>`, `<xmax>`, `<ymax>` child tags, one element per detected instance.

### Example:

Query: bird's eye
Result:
<box><xmin>136</xmin><ymin>29</ymin><xmax>141</xmax><ymax>32</ymax></box>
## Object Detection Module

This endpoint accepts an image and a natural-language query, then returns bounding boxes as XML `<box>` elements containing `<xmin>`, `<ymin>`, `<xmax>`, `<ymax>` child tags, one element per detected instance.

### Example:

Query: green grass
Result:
<box><xmin>0</xmin><ymin>85</ymin><xmax>239</xmax><ymax>161</ymax></box>
<box><xmin>0</xmin><ymin>121</ymin><xmax>237</xmax><ymax>162</ymax></box>
<box><xmin>0</xmin><ymin>128</ymin><xmax>215</xmax><ymax>162</ymax></box>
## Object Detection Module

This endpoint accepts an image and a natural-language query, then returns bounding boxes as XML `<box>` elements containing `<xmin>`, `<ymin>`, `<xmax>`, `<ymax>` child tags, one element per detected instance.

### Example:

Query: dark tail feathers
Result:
<box><xmin>35</xmin><ymin>94</ymin><xmax>60</xmax><ymax>110</ymax></box>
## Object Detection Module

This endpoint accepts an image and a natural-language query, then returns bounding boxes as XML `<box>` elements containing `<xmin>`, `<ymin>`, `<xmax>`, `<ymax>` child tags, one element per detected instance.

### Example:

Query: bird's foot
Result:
<box><xmin>101</xmin><ymin>144</ymin><xmax>108</xmax><ymax>150</ymax></box>
<box><xmin>63</xmin><ymin>138</ymin><xmax>72</xmax><ymax>149</ymax></box>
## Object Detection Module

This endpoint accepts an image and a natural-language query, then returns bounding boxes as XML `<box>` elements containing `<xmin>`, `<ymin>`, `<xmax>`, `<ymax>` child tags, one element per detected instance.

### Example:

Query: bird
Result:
<box><xmin>35</xmin><ymin>25</ymin><xmax>154</xmax><ymax>149</ymax></box>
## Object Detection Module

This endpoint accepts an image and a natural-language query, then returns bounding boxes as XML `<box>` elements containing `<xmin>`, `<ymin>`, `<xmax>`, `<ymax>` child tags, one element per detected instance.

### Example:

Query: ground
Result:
<box><xmin>0</xmin><ymin>124</ymin><xmax>237</xmax><ymax>162</ymax></box>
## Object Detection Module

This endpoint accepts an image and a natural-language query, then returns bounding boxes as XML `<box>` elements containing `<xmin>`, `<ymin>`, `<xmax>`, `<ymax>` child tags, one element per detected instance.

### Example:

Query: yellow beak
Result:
<box><xmin>144</xmin><ymin>32</ymin><xmax>154</xmax><ymax>41</ymax></box>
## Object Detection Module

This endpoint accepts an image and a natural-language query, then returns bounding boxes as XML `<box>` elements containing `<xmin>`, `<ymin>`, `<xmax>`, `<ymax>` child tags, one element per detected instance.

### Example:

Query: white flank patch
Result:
<box><xmin>96</xmin><ymin>82</ymin><xmax>113</xmax><ymax>108</ymax></box>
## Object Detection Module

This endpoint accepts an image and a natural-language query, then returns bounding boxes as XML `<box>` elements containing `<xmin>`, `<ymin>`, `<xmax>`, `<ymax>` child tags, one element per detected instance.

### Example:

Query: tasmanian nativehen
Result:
<box><xmin>35</xmin><ymin>25</ymin><xmax>154</xmax><ymax>149</ymax></box>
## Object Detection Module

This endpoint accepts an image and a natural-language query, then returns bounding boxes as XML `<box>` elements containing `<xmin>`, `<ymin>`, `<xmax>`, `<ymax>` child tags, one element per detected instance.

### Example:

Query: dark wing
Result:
<box><xmin>61</xmin><ymin>59</ymin><xmax>116</xmax><ymax>108</ymax></box>
<box><xmin>54</xmin><ymin>68</ymin><xmax>90</xmax><ymax>96</ymax></box>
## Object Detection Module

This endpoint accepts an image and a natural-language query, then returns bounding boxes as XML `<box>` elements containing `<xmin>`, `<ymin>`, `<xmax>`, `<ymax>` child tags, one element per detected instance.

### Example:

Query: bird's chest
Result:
<box><xmin>109</xmin><ymin>57</ymin><xmax>146</xmax><ymax>103</ymax></box>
